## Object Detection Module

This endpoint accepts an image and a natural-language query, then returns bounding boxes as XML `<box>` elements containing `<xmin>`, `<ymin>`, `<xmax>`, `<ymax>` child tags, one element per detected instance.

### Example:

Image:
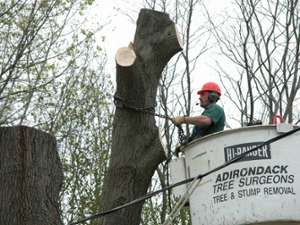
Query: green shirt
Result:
<box><xmin>190</xmin><ymin>103</ymin><xmax>225</xmax><ymax>140</ymax></box>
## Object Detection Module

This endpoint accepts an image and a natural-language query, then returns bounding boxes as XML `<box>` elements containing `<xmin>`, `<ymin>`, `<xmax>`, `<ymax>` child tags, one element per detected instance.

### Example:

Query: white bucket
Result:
<box><xmin>169</xmin><ymin>157</ymin><xmax>188</xmax><ymax>199</ymax></box>
<box><xmin>179</xmin><ymin>125</ymin><xmax>300</xmax><ymax>225</ymax></box>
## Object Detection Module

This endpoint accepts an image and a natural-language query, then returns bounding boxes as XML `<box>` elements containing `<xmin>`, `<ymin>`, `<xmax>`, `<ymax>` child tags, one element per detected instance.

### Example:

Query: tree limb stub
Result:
<box><xmin>100</xmin><ymin>9</ymin><xmax>182</xmax><ymax>225</ymax></box>
<box><xmin>115</xmin><ymin>43</ymin><xmax>136</xmax><ymax>67</ymax></box>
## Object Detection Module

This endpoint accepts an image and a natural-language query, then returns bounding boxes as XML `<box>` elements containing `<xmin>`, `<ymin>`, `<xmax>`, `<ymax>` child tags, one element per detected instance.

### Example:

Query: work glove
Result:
<box><xmin>172</xmin><ymin>116</ymin><xmax>185</xmax><ymax>125</ymax></box>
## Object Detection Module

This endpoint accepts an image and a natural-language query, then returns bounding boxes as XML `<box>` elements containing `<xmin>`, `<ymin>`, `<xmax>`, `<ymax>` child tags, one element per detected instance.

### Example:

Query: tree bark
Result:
<box><xmin>0</xmin><ymin>126</ymin><xmax>63</xmax><ymax>225</ymax></box>
<box><xmin>100</xmin><ymin>9</ymin><xmax>182</xmax><ymax>225</ymax></box>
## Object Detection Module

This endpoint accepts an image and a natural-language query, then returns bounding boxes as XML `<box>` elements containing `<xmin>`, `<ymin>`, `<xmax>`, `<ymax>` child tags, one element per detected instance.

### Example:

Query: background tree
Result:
<box><xmin>207</xmin><ymin>0</ymin><xmax>300</xmax><ymax>126</ymax></box>
<box><xmin>0</xmin><ymin>1</ymin><xmax>114</xmax><ymax>224</ymax></box>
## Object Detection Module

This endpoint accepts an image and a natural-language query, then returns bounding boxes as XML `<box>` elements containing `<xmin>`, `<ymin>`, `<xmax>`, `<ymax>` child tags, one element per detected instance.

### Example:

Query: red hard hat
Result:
<box><xmin>197</xmin><ymin>82</ymin><xmax>221</xmax><ymax>96</ymax></box>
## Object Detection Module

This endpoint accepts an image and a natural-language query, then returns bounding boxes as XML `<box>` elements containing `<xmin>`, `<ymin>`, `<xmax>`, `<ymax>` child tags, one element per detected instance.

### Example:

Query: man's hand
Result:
<box><xmin>172</xmin><ymin>116</ymin><xmax>185</xmax><ymax>125</ymax></box>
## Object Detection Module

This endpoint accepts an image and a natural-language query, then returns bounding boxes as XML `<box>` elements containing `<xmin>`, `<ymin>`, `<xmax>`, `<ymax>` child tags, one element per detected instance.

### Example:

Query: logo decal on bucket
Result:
<box><xmin>224</xmin><ymin>142</ymin><xmax>271</xmax><ymax>162</ymax></box>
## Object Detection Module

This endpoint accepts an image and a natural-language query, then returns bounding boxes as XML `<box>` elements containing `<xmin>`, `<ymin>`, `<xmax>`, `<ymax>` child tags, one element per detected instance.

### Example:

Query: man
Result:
<box><xmin>172</xmin><ymin>82</ymin><xmax>225</xmax><ymax>142</ymax></box>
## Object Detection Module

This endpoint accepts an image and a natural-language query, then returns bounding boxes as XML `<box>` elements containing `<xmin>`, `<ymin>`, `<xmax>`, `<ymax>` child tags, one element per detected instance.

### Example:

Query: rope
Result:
<box><xmin>69</xmin><ymin>126</ymin><xmax>300</xmax><ymax>225</ymax></box>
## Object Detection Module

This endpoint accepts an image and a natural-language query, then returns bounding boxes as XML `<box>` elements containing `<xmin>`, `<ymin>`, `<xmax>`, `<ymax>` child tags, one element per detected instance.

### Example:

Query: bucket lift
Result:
<box><xmin>169</xmin><ymin>123</ymin><xmax>300</xmax><ymax>225</ymax></box>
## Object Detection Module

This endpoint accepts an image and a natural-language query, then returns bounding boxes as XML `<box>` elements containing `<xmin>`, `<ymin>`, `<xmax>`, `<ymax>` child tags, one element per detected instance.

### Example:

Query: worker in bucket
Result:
<box><xmin>172</xmin><ymin>82</ymin><xmax>225</xmax><ymax>142</ymax></box>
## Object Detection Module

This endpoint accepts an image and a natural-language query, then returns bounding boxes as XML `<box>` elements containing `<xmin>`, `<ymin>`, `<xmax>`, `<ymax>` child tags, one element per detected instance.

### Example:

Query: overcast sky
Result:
<box><xmin>84</xmin><ymin>0</ymin><xmax>230</xmax><ymax>63</ymax></box>
<box><xmin>97</xmin><ymin>0</ymin><xmax>231</xmax><ymax>62</ymax></box>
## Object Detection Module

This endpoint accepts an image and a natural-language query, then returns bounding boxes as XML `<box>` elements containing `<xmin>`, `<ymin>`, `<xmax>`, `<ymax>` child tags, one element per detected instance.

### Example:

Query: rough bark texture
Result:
<box><xmin>0</xmin><ymin>126</ymin><xmax>63</xmax><ymax>225</ymax></box>
<box><xmin>100</xmin><ymin>9</ymin><xmax>182</xmax><ymax>225</ymax></box>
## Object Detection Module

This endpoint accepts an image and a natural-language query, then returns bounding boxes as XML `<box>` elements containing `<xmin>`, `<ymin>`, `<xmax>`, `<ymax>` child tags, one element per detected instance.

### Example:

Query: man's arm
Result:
<box><xmin>173</xmin><ymin>115</ymin><xmax>212</xmax><ymax>126</ymax></box>
<box><xmin>184</xmin><ymin>115</ymin><xmax>212</xmax><ymax>126</ymax></box>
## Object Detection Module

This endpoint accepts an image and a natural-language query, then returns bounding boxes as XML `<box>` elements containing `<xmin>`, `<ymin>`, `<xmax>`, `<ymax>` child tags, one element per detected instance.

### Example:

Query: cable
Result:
<box><xmin>69</xmin><ymin>126</ymin><xmax>300</xmax><ymax>225</ymax></box>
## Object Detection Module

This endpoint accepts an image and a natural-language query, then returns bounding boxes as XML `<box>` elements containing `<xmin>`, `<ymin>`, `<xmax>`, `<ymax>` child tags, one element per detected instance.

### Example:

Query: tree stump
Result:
<box><xmin>0</xmin><ymin>126</ymin><xmax>63</xmax><ymax>225</ymax></box>
<box><xmin>100</xmin><ymin>9</ymin><xmax>182</xmax><ymax>225</ymax></box>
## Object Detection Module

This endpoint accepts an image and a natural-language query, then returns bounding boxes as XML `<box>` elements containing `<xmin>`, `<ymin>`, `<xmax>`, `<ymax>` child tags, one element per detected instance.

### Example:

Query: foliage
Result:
<box><xmin>35</xmin><ymin>51</ymin><xmax>114</xmax><ymax>224</ymax></box>
<box><xmin>0</xmin><ymin>0</ymin><xmax>113</xmax><ymax>224</ymax></box>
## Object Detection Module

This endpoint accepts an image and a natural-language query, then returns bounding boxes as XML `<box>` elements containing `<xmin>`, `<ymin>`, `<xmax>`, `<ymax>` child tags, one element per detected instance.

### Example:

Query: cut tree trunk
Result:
<box><xmin>0</xmin><ymin>126</ymin><xmax>63</xmax><ymax>225</ymax></box>
<box><xmin>100</xmin><ymin>9</ymin><xmax>182</xmax><ymax>225</ymax></box>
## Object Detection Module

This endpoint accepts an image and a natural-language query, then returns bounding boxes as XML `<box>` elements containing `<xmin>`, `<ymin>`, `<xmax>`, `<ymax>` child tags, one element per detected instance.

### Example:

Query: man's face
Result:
<box><xmin>199</xmin><ymin>91</ymin><xmax>210</xmax><ymax>108</ymax></box>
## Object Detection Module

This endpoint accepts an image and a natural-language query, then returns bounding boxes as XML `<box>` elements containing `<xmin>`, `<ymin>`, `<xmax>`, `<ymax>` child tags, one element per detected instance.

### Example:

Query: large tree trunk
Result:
<box><xmin>100</xmin><ymin>9</ymin><xmax>182</xmax><ymax>225</ymax></box>
<box><xmin>0</xmin><ymin>126</ymin><xmax>63</xmax><ymax>225</ymax></box>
